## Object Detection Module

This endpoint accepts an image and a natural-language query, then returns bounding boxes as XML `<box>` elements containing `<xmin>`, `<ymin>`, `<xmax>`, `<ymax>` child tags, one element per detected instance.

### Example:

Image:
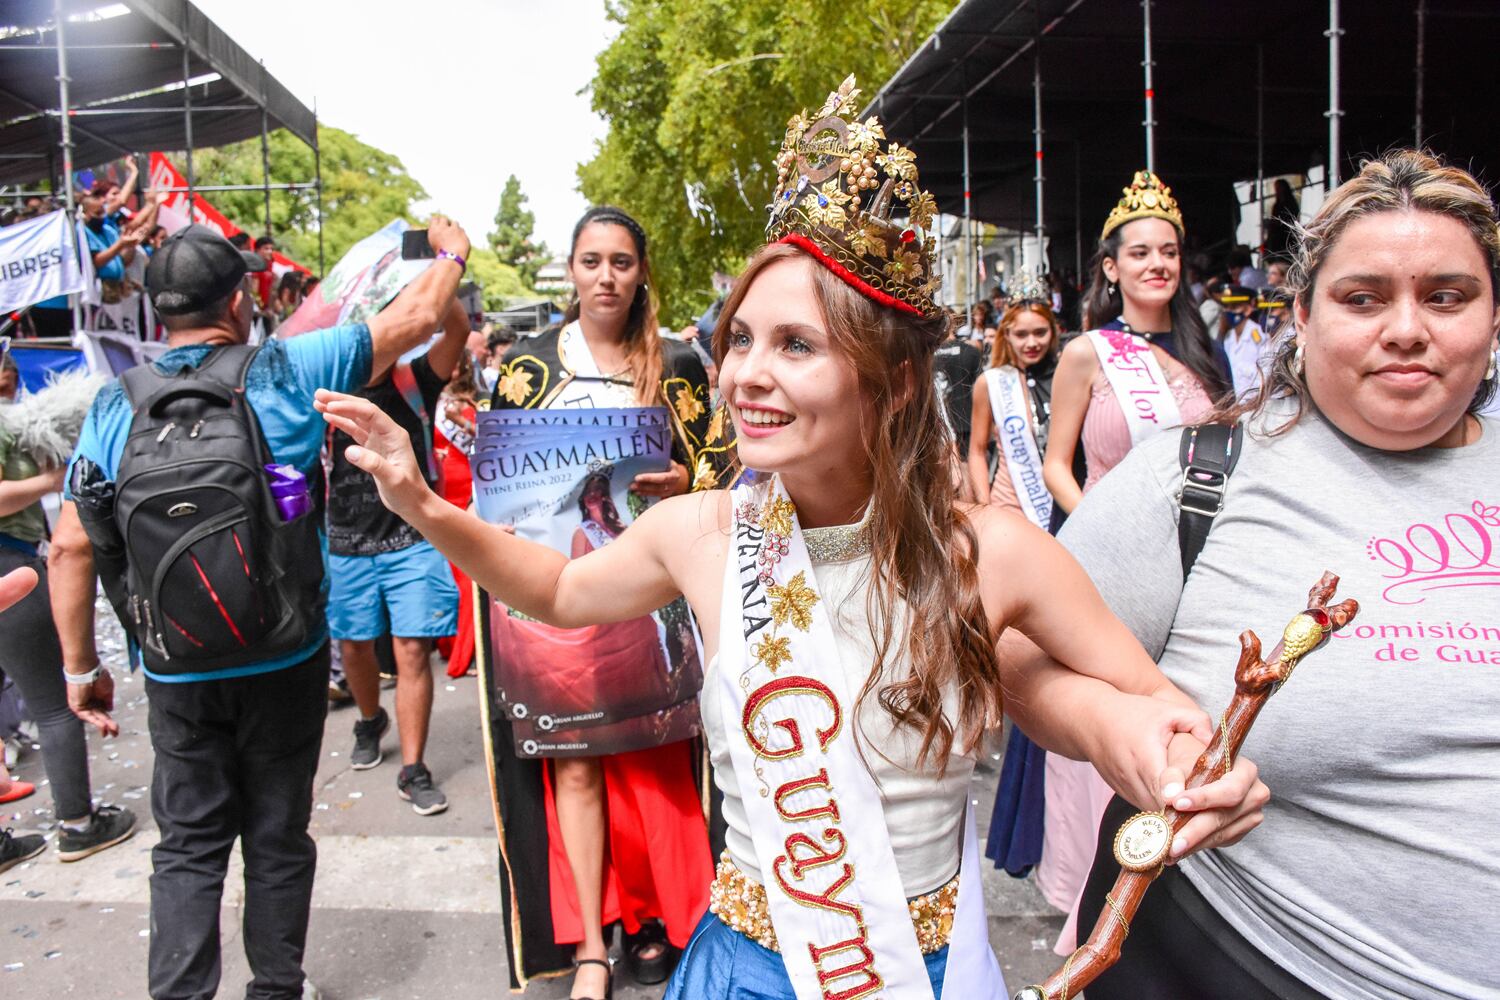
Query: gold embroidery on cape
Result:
<box><xmin>673</xmin><ymin>384</ymin><xmax>705</xmax><ymax>424</ymax></box>
<box><xmin>705</xmin><ymin>405</ymin><xmax>726</xmax><ymax>446</ymax></box>
<box><xmin>691</xmin><ymin>453</ymin><xmax>715</xmax><ymax>492</ymax></box>
<box><xmin>495</xmin><ymin>365</ymin><xmax>534</xmax><ymax>406</ymax></box>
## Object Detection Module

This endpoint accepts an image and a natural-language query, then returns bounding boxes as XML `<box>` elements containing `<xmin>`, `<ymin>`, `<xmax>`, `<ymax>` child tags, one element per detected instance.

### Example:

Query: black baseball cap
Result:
<box><xmin>146</xmin><ymin>225</ymin><xmax>267</xmax><ymax>316</ymax></box>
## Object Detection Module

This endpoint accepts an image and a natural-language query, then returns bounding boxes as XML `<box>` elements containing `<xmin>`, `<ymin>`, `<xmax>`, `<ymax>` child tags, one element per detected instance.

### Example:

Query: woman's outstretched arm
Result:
<box><xmin>316</xmin><ymin>389</ymin><xmax>687</xmax><ymax>627</ymax></box>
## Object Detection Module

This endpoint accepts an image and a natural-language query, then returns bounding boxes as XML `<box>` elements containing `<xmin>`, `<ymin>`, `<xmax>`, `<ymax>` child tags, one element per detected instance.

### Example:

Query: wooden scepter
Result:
<box><xmin>1011</xmin><ymin>572</ymin><xmax>1359</xmax><ymax>1000</ymax></box>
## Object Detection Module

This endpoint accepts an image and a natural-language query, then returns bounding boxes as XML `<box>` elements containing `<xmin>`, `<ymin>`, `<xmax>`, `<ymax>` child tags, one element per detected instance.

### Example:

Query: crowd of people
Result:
<box><xmin>2</xmin><ymin>160</ymin><xmax>322</xmax><ymax>344</ymax></box>
<box><xmin>0</xmin><ymin>76</ymin><xmax>1496</xmax><ymax>1000</ymax></box>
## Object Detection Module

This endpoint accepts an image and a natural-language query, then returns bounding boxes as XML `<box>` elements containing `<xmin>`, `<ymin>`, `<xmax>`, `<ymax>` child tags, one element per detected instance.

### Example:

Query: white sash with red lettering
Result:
<box><xmin>718</xmin><ymin>477</ymin><xmax>1003</xmax><ymax>1000</ymax></box>
<box><xmin>1084</xmin><ymin>327</ymin><xmax>1182</xmax><ymax>445</ymax></box>
<box><xmin>984</xmin><ymin>366</ymin><xmax>1052</xmax><ymax>530</ymax></box>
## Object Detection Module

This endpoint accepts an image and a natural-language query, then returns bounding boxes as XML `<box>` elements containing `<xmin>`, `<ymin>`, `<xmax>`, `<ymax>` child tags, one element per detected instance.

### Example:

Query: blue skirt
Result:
<box><xmin>665</xmin><ymin>911</ymin><xmax>949</xmax><ymax>999</ymax></box>
<box><xmin>984</xmin><ymin>725</ymin><xmax>1047</xmax><ymax>877</ymax></box>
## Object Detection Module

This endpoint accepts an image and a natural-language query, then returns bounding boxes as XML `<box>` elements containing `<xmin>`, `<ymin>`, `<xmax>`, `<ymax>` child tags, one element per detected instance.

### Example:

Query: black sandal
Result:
<box><xmin>570</xmin><ymin>957</ymin><xmax>613</xmax><ymax>1000</ymax></box>
<box><xmin>622</xmin><ymin>920</ymin><xmax>682</xmax><ymax>985</ymax></box>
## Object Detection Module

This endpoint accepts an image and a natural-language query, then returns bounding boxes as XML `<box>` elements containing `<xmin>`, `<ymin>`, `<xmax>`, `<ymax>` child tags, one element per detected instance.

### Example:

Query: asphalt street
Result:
<box><xmin>2</xmin><ymin>598</ymin><xmax>1066</xmax><ymax>999</ymax></box>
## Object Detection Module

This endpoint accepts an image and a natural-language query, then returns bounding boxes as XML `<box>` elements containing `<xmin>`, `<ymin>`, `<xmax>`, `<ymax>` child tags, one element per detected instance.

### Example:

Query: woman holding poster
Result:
<box><xmin>476</xmin><ymin>206</ymin><xmax>730</xmax><ymax>997</ymax></box>
<box><xmin>319</xmin><ymin>78</ymin><xmax>1265</xmax><ymax>1000</ymax></box>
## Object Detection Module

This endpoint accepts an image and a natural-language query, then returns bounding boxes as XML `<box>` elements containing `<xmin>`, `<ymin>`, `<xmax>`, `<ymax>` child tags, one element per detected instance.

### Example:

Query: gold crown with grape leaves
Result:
<box><xmin>1006</xmin><ymin>271</ymin><xmax>1051</xmax><ymax>308</ymax></box>
<box><xmin>1100</xmin><ymin>170</ymin><xmax>1184</xmax><ymax>240</ymax></box>
<box><xmin>767</xmin><ymin>75</ymin><xmax>941</xmax><ymax>318</ymax></box>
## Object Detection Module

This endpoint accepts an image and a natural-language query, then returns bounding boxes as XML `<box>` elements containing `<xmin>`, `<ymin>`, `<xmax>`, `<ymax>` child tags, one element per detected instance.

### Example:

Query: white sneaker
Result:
<box><xmin>302</xmin><ymin>981</ymin><xmax>320</xmax><ymax>999</ymax></box>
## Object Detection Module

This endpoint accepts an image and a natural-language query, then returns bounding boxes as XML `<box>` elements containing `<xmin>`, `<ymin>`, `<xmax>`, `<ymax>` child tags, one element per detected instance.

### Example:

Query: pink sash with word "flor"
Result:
<box><xmin>1084</xmin><ymin>328</ymin><xmax>1182</xmax><ymax>445</ymax></box>
<box><xmin>717</xmin><ymin>477</ymin><xmax>1003</xmax><ymax>1000</ymax></box>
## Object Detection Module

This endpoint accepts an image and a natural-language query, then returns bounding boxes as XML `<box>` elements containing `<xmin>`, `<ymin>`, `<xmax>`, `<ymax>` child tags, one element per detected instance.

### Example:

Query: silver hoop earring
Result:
<box><xmin>1291</xmin><ymin>343</ymin><xmax>1305</xmax><ymax>378</ymax></box>
<box><xmin>1487</xmin><ymin>353</ymin><xmax>1496</xmax><ymax>381</ymax></box>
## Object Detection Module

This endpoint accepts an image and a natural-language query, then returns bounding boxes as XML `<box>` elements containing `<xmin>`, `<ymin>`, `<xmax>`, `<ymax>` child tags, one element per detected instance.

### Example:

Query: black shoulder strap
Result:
<box><xmin>121</xmin><ymin>343</ymin><xmax>259</xmax><ymax>407</ymax></box>
<box><xmin>1177</xmin><ymin>421</ymin><xmax>1243</xmax><ymax>579</ymax></box>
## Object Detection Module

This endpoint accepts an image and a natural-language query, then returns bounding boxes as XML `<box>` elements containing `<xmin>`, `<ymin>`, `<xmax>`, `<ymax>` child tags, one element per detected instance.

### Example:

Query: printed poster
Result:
<box><xmin>473</xmin><ymin>407</ymin><xmax>704</xmax><ymax>757</ymax></box>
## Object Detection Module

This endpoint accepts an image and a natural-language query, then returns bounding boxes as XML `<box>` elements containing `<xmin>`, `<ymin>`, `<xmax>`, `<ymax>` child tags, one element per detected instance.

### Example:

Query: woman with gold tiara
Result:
<box><xmin>1037</xmin><ymin>170</ymin><xmax>1233</xmax><ymax>954</ymax></box>
<box><xmin>316</xmin><ymin>78</ymin><xmax>1265</xmax><ymax>1000</ymax></box>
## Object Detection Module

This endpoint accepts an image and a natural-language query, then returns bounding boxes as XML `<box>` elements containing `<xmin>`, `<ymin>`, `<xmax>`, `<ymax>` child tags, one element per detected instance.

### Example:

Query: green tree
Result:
<box><xmin>172</xmin><ymin>124</ymin><xmax>428</xmax><ymax>273</ymax></box>
<box><xmin>578</xmin><ymin>0</ymin><xmax>949</xmax><ymax>324</ymax></box>
<box><xmin>488</xmin><ymin>174</ymin><xmax>547</xmax><ymax>287</ymax></box>
<box><xmin>465</xmin><ymin>248</ymin><xmax>534</xmax><ymax>312</ymax></box>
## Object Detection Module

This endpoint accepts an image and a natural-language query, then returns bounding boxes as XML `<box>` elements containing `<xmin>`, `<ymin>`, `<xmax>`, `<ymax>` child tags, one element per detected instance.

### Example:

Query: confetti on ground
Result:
<box><xmin>138</xmin><ymin>929</ymin><xmax>149</xmax><ymax>938</ymax></box>
<box><xmin>347</xmin><ymin>791</ymin><xmax>362</xmax><ymax>799</ymax></box>
<box><xmin>44</xmin><ymin>950</ymin><xmax>61</xmax><ymax>960</ymax></box>
<box><xmin>4</xmin><ymin>962</ymin><xmax>23</xmax><ymax>971</ymax></box>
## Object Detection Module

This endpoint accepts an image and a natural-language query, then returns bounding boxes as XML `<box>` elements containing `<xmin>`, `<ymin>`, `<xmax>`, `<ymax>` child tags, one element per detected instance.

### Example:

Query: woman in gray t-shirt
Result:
<box><xmin>1048</xmin><ymin>150</ymin><xmax>1500</xmax><ymax>1000</ymax></box>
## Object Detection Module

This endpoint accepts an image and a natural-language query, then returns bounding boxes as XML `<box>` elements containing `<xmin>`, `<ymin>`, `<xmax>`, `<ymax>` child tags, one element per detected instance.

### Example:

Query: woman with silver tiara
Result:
<box><xmin>316</xmin><ymin>77</ymin><xmax>1264</xmax><ymax>999</ymax></box>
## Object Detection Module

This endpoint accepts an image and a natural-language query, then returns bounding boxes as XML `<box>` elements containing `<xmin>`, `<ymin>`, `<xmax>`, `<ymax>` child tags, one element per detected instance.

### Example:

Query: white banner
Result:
<box><xmin>0</xmin><ymin>210</ymin><xmax>88</xmax><ymax>314</ymax></box>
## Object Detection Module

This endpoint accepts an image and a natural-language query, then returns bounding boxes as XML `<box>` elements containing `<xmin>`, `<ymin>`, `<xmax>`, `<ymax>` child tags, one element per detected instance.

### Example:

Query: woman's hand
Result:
<box><xmin>1159</xmin><ymin>731</ymin><xmax>1270</xmax><ymax>861</ymax></box>
<box><xmin>631</xmin><ymin>460</ymin><xmax>690</xmax><ymax>498</ymax></box>
<box><xmin>1080</xmin><ymin>689</ymin><xmax>1215</xmax><ymax>813</ymax></box>
<box><xmin>315</xmin><ymin>389</ymin><xmax>434</xmax><ymax>520</ymax></box>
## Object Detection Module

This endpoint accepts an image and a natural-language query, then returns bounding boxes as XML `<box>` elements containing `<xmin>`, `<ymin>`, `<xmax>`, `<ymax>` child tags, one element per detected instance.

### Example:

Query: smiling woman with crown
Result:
<box><xmin>1034</xmin><ymin>170</ymin><xmax>1236</xmax><ymax>958</ymax></box>
<box><xmin>313</xmin><ymin>77</ymin><xmax>1267</xmax><ymax>1000</ymax></box>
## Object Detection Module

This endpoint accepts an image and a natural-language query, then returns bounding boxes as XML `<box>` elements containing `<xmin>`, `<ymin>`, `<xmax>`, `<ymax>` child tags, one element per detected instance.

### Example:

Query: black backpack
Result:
<box><xmin>105</xmin><ymin>344</ymin><xmax>324</xmax><ymax>676</ymax></box>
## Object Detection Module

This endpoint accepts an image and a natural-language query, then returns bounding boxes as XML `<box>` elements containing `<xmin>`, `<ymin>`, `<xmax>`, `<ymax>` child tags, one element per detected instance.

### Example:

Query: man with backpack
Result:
<box><xmin>47</xmin><ymin>218</ymin><xmax>472</xmax><ymax>1000</ymax></box>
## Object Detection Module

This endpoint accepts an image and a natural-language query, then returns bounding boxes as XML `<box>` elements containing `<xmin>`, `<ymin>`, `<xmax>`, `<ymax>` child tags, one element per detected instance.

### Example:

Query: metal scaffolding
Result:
<box><xmin>5</xmin><ymin>0</ymin><xmax>324</xmax><ymax>272</ymax></box>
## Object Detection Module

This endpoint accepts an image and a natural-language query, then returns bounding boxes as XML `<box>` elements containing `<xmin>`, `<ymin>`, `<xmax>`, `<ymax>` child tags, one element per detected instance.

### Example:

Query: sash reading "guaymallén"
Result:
<box><xmin>717</xmin><ymin>477</ymin><xmax>1003</xmax><ymax>1000</ymax></box>
<box><xmin>984</xmin><ymin>366</ymin><xmax>1052</xmax><ymax>530</ymax></box>
<box><xmin>1084</xmin><ymin>328</ymin><xmax>1182</xmax><ymax>445</ymax></box>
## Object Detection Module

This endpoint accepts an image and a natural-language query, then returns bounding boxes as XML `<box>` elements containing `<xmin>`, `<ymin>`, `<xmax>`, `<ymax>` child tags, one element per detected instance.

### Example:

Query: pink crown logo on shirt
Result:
<box><xmin>1367</xmin><ymin>500</ymin><xmax>1500</xmax><ymax>605</ymax></box>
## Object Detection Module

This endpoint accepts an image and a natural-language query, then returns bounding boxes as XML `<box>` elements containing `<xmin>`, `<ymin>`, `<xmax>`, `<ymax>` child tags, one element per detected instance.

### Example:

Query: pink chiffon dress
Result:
<box><xmin>1039</xmin><ymin>350</ymin><xmax>1214</xmax><ymax>955</ymax></box>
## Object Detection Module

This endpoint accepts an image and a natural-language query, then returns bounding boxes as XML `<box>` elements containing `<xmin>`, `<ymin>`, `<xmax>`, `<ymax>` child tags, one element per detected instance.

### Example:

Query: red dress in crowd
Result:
<box><xmin>433</xmin><ymin>397</ymin><xmax>477</xmax><ymax>677</ymax></box>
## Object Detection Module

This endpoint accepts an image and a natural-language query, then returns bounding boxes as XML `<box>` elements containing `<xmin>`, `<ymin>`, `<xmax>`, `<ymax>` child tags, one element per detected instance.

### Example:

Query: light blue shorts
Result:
<box><xmin>327</xmin><ymin>541</ymin><xmax>458</xmax><ymax>641</ymax></box>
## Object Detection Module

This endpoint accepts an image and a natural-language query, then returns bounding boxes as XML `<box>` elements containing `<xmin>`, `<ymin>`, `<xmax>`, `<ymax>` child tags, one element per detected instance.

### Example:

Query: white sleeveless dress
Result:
<box><xmin>700</xmin><ymin>543</ymin><xmax>976</xmax><ymax>897</ymax></box>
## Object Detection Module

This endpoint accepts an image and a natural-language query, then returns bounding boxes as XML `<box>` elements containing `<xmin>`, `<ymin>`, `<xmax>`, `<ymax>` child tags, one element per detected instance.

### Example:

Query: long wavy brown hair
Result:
<box><xmin>712</xmin><ymin>243</ymin><xmax>1001</xmax><ymax>771</ymax></box>
<box><xmin>562</xmin><ymin>206</ymin><xmax>665</xmax><ymax>406</ymax></box>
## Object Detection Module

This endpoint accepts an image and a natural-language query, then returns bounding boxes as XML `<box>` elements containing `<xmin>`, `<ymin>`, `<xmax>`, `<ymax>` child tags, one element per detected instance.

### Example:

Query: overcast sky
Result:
<box><xmin>192</xmin><ymin>0</ymin><xmax>615</xmax><ymax>255</ymax></box>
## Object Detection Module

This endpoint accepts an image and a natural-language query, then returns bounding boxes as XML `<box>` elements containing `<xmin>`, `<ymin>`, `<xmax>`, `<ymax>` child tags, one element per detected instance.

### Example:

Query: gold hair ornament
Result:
<box><xmin>1100</xmin><ymin>170</ymin><xmax>1184</xmax><ymax>240</ymax></box>
<box><xmin>768</xmin><ymin>75</ymin><xmax>941</xmax><ymax>318</ymax></box>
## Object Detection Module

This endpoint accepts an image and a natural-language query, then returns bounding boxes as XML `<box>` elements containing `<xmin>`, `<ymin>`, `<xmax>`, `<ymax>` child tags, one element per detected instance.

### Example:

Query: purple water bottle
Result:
<box><xmin>265</xmin><ymin>464</ymin><xmax>312</xmax><ymax>522</ymax></box>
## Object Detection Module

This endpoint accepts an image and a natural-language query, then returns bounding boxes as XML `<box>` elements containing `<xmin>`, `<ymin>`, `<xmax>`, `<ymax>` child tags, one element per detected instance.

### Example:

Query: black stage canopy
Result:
<box><xmin>871</xmin><ymin>0</ymin><xmax>1500</xmax><ymax>266</ymax></box>
<box><xmin>0</xmin><ymin>0</ymin><xmax>317</xmax><ymax>187</ymax></box>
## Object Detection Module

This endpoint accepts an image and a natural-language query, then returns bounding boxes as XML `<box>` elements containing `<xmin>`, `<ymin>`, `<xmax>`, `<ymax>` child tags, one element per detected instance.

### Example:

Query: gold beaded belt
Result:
<box><xmin>706</xmin><ymin>851</ymin><xmax>958</xmax><ymax>955</ymax></box>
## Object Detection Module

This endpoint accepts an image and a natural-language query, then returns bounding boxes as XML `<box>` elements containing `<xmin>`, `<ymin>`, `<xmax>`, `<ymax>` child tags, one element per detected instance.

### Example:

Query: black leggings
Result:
<box><xmin>0</xmin><ymin>545</ymin><xmax>92</xmax><ymax>820</ymax></box>
<box><xmin>1076</xmin><ymin>795</ymin><xmax>1329</xmax><ymax>1000</ymax></box>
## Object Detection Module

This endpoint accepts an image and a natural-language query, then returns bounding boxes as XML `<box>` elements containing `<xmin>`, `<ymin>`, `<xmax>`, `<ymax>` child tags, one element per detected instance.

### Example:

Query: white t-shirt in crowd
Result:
<box><xmin>1059</xmin><ymin>400</ymin><xmax>1500</xmax><ymax>1000</ymax></box>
